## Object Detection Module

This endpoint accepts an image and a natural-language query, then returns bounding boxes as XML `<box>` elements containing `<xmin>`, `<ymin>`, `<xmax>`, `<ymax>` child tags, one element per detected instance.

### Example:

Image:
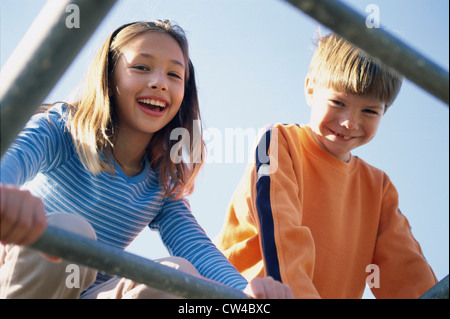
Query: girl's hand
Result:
<box><xmin>0</xmin><ymin>184</ymin><xmax>47</xmax><ymax>246</ymax></box>
<box><xmin>244</xmin><ymin>277</ymin><xmax>294</xmax><ymax>299</ymax></box>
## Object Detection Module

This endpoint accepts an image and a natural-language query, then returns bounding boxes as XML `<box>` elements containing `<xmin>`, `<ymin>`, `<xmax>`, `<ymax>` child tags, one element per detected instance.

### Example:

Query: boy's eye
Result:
<box><xmin>330</xmin><ymin>99</ymin><xmax>344</xmax><ymax>107</ymax></box>
<box><xmin>363</xmin><ymin>109</ymin><xmax>379</xmax><ymax>115</ymax></box>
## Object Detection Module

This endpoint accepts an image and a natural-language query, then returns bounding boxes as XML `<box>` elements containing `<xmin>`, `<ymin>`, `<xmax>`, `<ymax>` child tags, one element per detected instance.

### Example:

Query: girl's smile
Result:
<box><xmin>136</xmin><ymin>95</ymin><xmax>170</xmax><ymax>117</ymax></box>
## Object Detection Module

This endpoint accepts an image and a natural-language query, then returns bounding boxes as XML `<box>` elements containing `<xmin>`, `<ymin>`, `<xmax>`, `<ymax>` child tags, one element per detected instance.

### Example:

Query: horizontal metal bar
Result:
<box><xmin>30</xmin><ymin>226</ymin><xmax>249</xmax><ymax>299</ymax></box>
<box><xmin>0</xmin><ymin>0</ymin><xmax>117</xmax><ymax>156</ymax></box>
<box><xmin>284</xmin><ymin>0</ymin><xmax>449</xmax><ymax>105</ymax></box>
<box><xmin>419</xmin><ymin>275</ymin><xmax>449</xmax><ymax>299</ymax></box>
<box><xmin>30</xmin><ymin>225</ymin><xmax>447</xmax><ymax>299</ymax></box>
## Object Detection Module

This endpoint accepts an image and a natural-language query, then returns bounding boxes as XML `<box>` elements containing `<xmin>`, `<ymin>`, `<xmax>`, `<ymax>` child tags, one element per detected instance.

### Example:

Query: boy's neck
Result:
<box><xmin>306</xmin><ymin>124</ymin><xmax>352</xmax><ymax>163</ymax></box>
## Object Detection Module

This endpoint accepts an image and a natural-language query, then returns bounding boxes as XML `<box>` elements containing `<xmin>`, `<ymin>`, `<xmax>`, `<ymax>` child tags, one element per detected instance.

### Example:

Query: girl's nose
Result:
<box><xmin>148</xmin><ymin>73</ymin><xmax>168</xmax><ymax>91</ymax></box>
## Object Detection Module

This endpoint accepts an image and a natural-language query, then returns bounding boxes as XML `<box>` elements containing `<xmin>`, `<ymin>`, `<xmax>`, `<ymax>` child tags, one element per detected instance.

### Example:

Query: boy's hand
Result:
<box><xmin>0</xmin><ymin>184</ymin><xmax>47</xmax><ymax>246</ymax></box>
<box><xmin>244</xmin><ymin>277</ymin><xmax>294</xmax><ymax>299</ymax></box>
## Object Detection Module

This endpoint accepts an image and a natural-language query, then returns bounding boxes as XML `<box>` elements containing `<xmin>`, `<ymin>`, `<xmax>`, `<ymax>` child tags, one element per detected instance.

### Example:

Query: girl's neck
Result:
<box><xmin>112</xmin><ymin>147</ymin><xmax>146</xmax><ymax>177</ymax></box>
<box><xmin>111</xmin><ymin>131</ymin><xmax>152</xmax><ymax>177</ymax></box>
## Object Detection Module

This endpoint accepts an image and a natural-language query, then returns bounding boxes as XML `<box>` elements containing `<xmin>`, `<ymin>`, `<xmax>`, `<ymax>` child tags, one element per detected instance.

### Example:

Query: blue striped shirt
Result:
<box><xmin>0</xmin><ymin>104</ymin><xmax>247</xmax><ymax>291</ymax></box>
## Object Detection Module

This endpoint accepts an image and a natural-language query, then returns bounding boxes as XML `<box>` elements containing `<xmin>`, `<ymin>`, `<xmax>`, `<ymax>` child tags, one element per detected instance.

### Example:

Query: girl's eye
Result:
<box><xmin>133</xmin><ymin>65</ymin><xmax>149</xmax><ymax>71</ymax></box>
<box><xmin>168</xmin><ymin>72</ymin><xmax>182</xmax><ymax>80</ymax></box>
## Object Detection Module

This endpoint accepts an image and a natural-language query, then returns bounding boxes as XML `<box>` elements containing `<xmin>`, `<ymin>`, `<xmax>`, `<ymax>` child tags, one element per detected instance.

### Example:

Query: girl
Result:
<box><xmin>0</xmin><ymin>20</ymin><xmax>293</xmax><ymax>299</ymax></box>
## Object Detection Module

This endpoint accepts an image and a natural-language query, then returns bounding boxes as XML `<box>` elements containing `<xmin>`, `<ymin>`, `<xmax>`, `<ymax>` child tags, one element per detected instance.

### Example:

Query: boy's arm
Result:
<box><xmin>217</xmin><ymin>125</ymin><xmax>321</xmax><ymax>298</ymax></box>
<box><xmin>371</xmin><ymin>177</ymin><xmax>437</xmax><ymax>298</ymax></box>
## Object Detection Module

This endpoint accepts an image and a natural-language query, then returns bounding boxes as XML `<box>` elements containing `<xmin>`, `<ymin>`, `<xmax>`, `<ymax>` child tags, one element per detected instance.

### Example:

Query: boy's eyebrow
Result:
<box><xmin>137</xmin><ymin>53</ymin><xmax>185</xmax><ymax>68</ymax></box>
<box><xmin>331</xmin><ymin>93</ymin><xmax>384</xmax><ymax>110</ymax></box>
<box><xmin>365</xmin><ymin>105</ymin><xmax>384</xmax><ymax>111</ymax></box>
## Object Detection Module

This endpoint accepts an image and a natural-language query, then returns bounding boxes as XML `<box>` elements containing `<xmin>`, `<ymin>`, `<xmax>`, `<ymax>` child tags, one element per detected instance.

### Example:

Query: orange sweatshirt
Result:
<box><xmin>216</xmin><ymin>124</ymin><xmax>436</xmax><ymax>298</ymax></box>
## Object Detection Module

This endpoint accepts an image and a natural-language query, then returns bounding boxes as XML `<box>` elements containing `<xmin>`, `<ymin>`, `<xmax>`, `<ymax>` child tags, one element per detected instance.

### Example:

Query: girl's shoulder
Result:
<box><xmin>30</xmin><ymin>103</ymin><xmax>71</xmax><ymax>133</ymax></box>
<box><xmin>23</xmin><ymin>103</ymin><xmax>74</xmax><ymax>152</ymax></box>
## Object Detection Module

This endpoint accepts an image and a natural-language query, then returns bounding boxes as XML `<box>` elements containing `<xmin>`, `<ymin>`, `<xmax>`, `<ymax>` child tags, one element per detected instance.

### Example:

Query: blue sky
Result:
<box><xmin>1</xmin><ymin>0</ymin><xmax>448</xmax><ymax>298</ymax></box>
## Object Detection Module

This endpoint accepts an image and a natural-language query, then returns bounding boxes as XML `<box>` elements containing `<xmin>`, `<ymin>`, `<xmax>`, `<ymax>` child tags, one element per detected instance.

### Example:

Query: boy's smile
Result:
<box><xmin>305</xmin><ymin>79</ymin><xmax>385</xmax><ymax>162</ymax></box>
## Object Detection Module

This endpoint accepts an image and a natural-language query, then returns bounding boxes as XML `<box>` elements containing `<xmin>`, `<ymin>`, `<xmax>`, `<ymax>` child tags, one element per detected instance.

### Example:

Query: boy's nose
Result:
<box><xmin>339</xmin><ymin>115</ymin><xmax>359</xmax><ymax>130</ymax></box>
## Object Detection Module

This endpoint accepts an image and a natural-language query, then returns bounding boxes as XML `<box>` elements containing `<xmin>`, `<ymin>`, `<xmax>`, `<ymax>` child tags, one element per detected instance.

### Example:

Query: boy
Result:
<box><xmin>215</xmin><ymin>33</ymin><xmax>437</xmax><ymax>298</ymax></box>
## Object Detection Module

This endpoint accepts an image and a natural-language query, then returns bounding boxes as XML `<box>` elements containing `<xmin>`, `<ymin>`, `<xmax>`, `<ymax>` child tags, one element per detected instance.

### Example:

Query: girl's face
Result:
<box><xmin>305</xmin><ymin>79</ymin><xmax>385</xmax><ymax>162</ymax></box>
<box><xmin>110</xmin><ymin>32</ymin><xmax>186</xmax><ymax>141</ymax></box>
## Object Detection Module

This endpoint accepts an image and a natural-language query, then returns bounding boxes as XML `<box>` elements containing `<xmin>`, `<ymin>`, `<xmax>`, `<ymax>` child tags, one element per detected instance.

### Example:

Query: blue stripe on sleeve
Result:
<box><xmin>255</xmin><ymin>128</ymin><xmax>282</xmax><ymax>282</ymax></box>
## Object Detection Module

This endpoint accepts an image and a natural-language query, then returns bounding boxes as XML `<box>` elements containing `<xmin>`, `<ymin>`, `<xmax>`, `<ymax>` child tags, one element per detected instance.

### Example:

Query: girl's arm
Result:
<box><xmin>1</xmin><ymin>104</ymin><xmax>72</xmax><ymax>186</ymax></box>
<box><xmin>151</xmin><ymin>197</ymin><xmax>248</xmax><ymax>291</ymax></box>
<box><xmin>0</xmin><ymin>104</ymin><xmax>70</xmax><ymax>247</ymax></box>
<box><xmin>151</xmin><ymin>197</ymin><xmax>293</xmax><ymax>298</ymax></box>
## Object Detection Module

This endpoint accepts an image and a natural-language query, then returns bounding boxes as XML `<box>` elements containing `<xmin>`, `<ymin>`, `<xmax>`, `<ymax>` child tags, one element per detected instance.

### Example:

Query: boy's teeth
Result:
<box><xmin>138</xmin><ymin>98</ymin><xmax>166</xmax><ymax>108</ymax></box>
<box><xmin>336</xmin><ymin>132</ymin><xmax>351</xmax><ymax>139</ymax></box>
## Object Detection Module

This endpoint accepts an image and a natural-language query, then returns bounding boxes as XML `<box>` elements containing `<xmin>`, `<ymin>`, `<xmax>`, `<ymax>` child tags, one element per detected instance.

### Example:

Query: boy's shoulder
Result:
<box><xmin>259</xmin><ymin>123</ymin><xmax>304</xmax><ymax>137</ymax></box>
<box><xmin>261</xmin><ymin>123</ymin><xmax>389</xmax><ymax>179</ymax></box>
<box><xmin>353</xmin><ymin>155</ymin><xmax>389</xmax><ymax>179</ymax></box>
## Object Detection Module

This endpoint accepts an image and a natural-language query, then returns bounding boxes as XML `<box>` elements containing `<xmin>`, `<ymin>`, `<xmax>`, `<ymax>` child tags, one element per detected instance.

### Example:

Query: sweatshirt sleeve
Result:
<box><xmin>0</xmin><ymin>105</ymin><xmax>72</xmax><ymax>186</ymax></box>
<box><xmin>150</xmin><ymin>196</ymin><xmax>248</xmax><ymax>291</ymax></box>
<box><xmin>216</xmin><ymin>125</ymin><xmax>321</xmax><ymax>298</ymax></box>
<box><xmin>371</xmin><ymin>176</ymin><xmax>437</xmax><ymax>298</ymax></box>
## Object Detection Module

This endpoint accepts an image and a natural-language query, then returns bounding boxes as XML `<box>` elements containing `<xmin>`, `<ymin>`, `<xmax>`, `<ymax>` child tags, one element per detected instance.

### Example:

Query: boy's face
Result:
<box><xmin>305</xmin><ymin>78</ymin><xmax>386</xmax><ymax>162</ymax></box>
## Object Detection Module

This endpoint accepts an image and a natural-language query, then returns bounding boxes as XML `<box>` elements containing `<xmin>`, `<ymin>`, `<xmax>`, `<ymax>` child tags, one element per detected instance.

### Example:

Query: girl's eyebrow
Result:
<box><xmin>137</xmin><ymin>53</ymin><xmax>185</xmax><ymax>68</ymax></box>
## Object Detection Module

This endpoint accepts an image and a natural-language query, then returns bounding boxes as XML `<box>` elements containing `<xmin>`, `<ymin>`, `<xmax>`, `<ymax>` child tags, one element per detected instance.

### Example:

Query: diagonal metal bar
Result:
<box><xmin>30</xmin><ymin>226</ymin><xmax>249</xmax><ymax>299</ymax></box>
<box><xmin>0</xmin><ymin>0</ymin><xmax>117</xmax><ymax>156</ymax></box>
<box><xmin>419</xmin><ymin>275</ymin><xmax>449</xmax><ymax>299</ymax></box>
<box><xmin>283</xmin><ymin>0</ymin><xmax>449</xmax><ymax>105</ymax></box>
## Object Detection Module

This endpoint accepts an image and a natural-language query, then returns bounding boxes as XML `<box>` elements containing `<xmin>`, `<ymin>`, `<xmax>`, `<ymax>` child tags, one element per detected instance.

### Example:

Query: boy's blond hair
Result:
<box><xmin>307</xmin><ymin>33</ymin><xmax>403</xmax><ymax>110</ymax></box>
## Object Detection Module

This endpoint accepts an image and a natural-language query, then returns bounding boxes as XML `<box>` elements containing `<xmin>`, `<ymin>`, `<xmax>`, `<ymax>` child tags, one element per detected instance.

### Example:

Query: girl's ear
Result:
<box><xmin>304</xmin><ymin>76</ymin><xmax>315</xmax><ymax>107</ymax></box>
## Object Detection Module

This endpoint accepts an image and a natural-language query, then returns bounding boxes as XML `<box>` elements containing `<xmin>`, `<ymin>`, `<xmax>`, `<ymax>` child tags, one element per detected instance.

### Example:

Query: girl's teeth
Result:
<box><xmin>138</xmin><ymin>98</ymin><xmax>166</xmax><ymax>107</ymax></box>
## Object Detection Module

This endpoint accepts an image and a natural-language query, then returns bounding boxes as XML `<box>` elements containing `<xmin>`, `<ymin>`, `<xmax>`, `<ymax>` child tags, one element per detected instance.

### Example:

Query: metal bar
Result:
<box><xmin>30</xmin><ymin>226</ymin><xmax>249</xmax><ymax>299</ymax></box>
<box><xmin>0</xmin><ymin>0</ymin><xmax>117</xmax><ymax>156</ymax></box>
<box><xmin>283</xmin><ymin>0</ymin><xmax>449</xmax><ymax>105</ymax></box>
<box><xmin>31</xmin><ymin>226</ymin><xmax>448</xmax><ymax>299</ymax></box>
<box><xmin>419</xmin><ymin>275</ymin><xmax>449</xmax><ymax>299</ymax></box>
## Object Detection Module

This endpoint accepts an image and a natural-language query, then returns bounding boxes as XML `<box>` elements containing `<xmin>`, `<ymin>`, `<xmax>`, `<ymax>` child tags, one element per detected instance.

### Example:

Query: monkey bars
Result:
<box><xmin>1</xmin><ymin>0</ymin><xmax>448</xmax><ymax>299</ymax></box>
<box><xmin>0</xmin><ymin>0</ymin><xmax>118</xmax><ymax>156</ymax></box>
<box><xmin>284</xmin><ymin>0</ymin><xmax>449</xmax><ymax>106</ymax></box>
<box><xmin>30</xmin><ymin>226</ymin><xmax>249</xmax><ymax>299</ymax></box>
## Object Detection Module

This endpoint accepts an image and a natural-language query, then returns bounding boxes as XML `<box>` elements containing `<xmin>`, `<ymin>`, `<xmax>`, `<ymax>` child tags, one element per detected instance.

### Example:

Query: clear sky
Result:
<box><xmin>1</xmin><ymin>0</ymin><xmax>448</xmax><ymax>298</ymax></box>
